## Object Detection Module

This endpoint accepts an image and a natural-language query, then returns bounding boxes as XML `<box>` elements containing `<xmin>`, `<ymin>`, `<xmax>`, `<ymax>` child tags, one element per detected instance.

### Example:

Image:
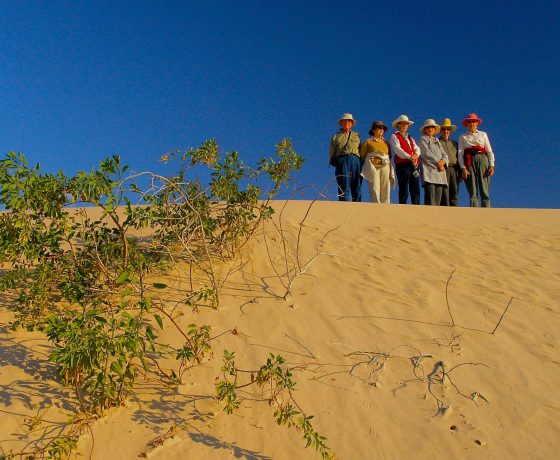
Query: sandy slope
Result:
<box><xmin>1</xmin><ymin>201</ymin><xmax>559</xmax><ymax>459</ymax></box>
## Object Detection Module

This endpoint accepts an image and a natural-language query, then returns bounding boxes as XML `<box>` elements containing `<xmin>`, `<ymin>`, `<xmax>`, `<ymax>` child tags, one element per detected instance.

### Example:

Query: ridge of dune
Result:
<box><xmin>1</xmin><ymin>201</ymin><xmax>559</xmax><ymax>459</ymax></box>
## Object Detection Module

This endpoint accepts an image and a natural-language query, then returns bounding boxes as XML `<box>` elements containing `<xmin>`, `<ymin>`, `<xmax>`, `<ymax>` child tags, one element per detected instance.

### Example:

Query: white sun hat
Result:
<box><xmin>339</xmin><ymin>113</ymin><xmax>356</xmax><ymax>125</ymax></box>
<box><xmin>392</xmin><ymin>114</ymin><xmax>414</xmax><ymax>129</ymax></box>
<box><xmin>420</xmin><ymin>118</ymin><xmax>441</xmax><ymax>134</ymax></box>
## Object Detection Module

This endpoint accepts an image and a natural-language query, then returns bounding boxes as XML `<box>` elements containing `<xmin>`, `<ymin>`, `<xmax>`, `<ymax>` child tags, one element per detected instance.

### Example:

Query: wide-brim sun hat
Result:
<box><xmin>392</xmin><ymin>114</ymin><xmax>414</xmax><ymax>129</ymax></box>
<box><xmin>440</xmin><ymin>118</ymin><xmax>457</xmax><ymax>133</ymax></box>
<box><xmin>462</xmin><ymin>113</ymin><xmax>482</xmax><ymax>127</ymax></box>
<box><xmin>339</xmin><ymin>113</ymin><xmax>356</xmax><ymax>125</ymax></box>
<box><xmin>369</xmin><ymin>120</ymin><xmax>388</xmax><ymax>135</ymax></box>
<box><xmin>421</xmin><ymin>118</ymin><xmax>440</xmax><ymax>134</ymax></box>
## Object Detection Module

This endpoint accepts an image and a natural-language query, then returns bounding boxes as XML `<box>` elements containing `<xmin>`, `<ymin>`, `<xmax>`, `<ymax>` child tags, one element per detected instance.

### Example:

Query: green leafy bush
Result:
<box><xmin>0</xmin><ymin>140</ymin><xmax>332</xmax><ymax>459</ymax></box>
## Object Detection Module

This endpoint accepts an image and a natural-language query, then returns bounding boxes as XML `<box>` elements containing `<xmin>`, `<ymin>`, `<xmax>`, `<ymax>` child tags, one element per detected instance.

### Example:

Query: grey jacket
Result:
<box><xmin>419</xmin><ymin>135</ymin><xmax>448</xmax><ymax>186</ymax></box>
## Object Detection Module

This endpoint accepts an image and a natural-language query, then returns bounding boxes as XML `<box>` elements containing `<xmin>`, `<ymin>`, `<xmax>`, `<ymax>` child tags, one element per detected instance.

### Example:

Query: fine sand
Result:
<box><xmin>1</xmin><ymin>201</ymin><xmax>559</xmax><ymax>459</ymax></box>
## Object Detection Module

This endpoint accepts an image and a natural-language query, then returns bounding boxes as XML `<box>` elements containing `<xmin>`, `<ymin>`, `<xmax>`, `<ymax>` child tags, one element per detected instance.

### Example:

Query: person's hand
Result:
<box><xmin>437</xmin><ymin>160</ymin><xmax>446</xmax><ymax>171</ymax></box>
<box><xmin>462</xmin><ymin>167</ymin><xmax>469</xmax><ymax>180</ymax></box>
<box><xmin>411</xmin><ymin>154</ymin><xmax>419</xmax><ymax>167</ymax></box>
<box><xmin>486</xmin><ymin>166</ymin><xmax>495</xmax><ymax>177</ymax></box>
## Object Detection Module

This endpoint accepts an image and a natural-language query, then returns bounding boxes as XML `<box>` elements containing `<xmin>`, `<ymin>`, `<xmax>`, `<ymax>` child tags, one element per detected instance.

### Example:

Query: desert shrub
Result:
<box><xmin>0</xmin><ymin>140</ymin><xmax>330</xmax><ymax>459</ymax></box>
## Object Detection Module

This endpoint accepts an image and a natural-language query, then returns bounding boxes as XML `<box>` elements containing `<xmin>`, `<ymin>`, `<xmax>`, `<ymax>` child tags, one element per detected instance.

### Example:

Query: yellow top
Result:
<box><xmin>359</xmin><ymin>138</ymin><xmax>390</xmax><ymax>162</ymax></box>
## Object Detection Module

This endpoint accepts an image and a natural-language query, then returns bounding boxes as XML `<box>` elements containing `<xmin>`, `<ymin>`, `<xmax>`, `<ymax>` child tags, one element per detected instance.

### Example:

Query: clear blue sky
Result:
<box><xmin>1</xmin><ymin>0</ymin><xmax>559</xmax><ymax>208</ymax></box>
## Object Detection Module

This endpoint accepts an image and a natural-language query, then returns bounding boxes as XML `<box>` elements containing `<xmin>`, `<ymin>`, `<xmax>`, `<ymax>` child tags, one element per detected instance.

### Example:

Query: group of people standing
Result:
<box><xmin>328</xmin><ymin>113</ymin><xmax>495</xmax><ymax>207</ymax></box>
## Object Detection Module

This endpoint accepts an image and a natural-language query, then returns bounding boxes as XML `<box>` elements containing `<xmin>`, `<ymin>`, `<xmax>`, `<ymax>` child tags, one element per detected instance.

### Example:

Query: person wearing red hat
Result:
<box><xmin>458</xmin><ymin>113</ymin><xmax>495</xmax><ymax>207</ymax></box>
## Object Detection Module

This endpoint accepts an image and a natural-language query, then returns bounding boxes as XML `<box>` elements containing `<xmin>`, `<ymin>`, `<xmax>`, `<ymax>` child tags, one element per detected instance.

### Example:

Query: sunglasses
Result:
<box><xmin>467</xmin><ymin>120</ymin><xmax>478</xmax><ymax>124</ymax></box>
<box><xmin>440</xmin><ymin>128</ymin><xmax>451</xmax><ymax>131</ymax></box>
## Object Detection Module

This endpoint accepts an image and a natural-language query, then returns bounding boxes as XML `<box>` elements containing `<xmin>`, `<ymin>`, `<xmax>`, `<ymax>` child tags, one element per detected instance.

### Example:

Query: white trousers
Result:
<box><xmin>366</xmin><ymin>164</ymin><xmax>391</xmax><ymax>203</ymax></box>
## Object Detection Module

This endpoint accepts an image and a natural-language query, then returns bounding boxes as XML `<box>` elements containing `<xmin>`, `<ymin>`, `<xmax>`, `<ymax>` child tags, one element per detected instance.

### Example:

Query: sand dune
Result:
<box><xmin>1</xmin><ymin>201</ymin><xmax>559</xmax><ymax>459</ymax></box>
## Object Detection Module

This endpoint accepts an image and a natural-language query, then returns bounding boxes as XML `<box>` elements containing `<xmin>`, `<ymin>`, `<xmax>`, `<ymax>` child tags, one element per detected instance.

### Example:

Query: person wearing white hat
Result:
<box><xmin>438</xmin><ymin>118</ymin><xmax>460</xmax><ymax>206</ymax></box>
<box><xmin>329</xmin><ymin>113</ymin><xmax>362</xmax><ymax>201</ymax></box>
<box><xmin>390</xmin><ymin>115</ymin><xmax>421</xmax><ymax>204</ymax></box>
<box><xmin>418</xmin><ymin>119</ymin><xmax>448</xmax><ymax>205</ymax></box>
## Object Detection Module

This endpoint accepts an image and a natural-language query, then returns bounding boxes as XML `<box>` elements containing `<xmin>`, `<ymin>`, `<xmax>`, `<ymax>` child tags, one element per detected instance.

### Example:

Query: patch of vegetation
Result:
<box><xmin>0</xmin><ymin>140</ymin><xmax>331</xmax><ymax>459</ymax></box>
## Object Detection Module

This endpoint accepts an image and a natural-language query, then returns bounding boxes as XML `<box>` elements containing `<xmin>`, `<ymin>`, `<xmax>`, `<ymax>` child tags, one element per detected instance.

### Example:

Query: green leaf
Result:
<box><xmin>146</xmin><ymin>325</ymin><xmax>156</xmax><ymax>341</ymax></box>
<box><xmin>153</xmin><ymin>282</ymin><xmax>167</xmax><ymax>289</ymax></box>
<box><xmin>154</xmin><ymin>314</ymin><xmax>164</xmax><ymax>330</ymax></box>
<box><xmin>116</xmin><ymin>271</ymin><xmax>130</xmax><ymax>285</ymax></box>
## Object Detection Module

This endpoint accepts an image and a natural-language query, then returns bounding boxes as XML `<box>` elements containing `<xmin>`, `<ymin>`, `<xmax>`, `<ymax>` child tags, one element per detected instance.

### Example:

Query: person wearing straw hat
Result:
<box><xmin>360</xmin><ymin>120</ymin><xmax>393</xmax><ymax>203</ymax></box>
<box><xmin>458</xmin><ymin>113</ymin><xmax>495</xmax><ymax>207</ymax></box>
<box><xmin>418</xmin><ymin>119</ymin><xmax>448</xmax><ymax>206</ymax></box>
<box><xmin>390</xmin><ymin>115</ymin><xmax>421</xmax><ymax>204</ymax></box>
<box><xmin>438</xmin><ymin>118</ymin><xmax>460</xmax><ymax>206</ymax></box>
<box><xmin>329</xmin><ymin>113</ymin><xmax>362</xmax><ymax>201</ymax></box>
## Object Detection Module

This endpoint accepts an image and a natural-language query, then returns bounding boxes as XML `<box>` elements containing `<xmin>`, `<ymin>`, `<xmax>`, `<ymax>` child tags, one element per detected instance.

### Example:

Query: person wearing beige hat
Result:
<box><xmin>418</xmin><ymin>119</ymin><xmax>448</xmax><ymax>205</ymax></box>
<box><xmin>359</xmin><ymin>120</ymin><xmax>393</xmax><ymax>203</ymax></box>
<box><xmin>329</xmin><ymin>113</ymin><xmax>362</xmax><ymax>201</ymax></box>
<box><xmin>390</xmin><ymin>115</ymin><xmax>421</xmax><ymax>204</ymax></box>
<box><xmin>458</xmin><ymin>113</ymin><xmax>495</xmax><ymax>207</ymax></box>
<box><xmin>438</xmin><ymin>118</ymin><xmax>460</xmax><ymax>206</ymax></box>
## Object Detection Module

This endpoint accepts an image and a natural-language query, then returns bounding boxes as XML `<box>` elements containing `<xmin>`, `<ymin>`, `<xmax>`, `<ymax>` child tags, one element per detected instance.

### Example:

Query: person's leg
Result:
<box><xmin>379</xmin><ymin>165</ymin><xmax>390</xmax><ymax>203</ymax></box>
<box><xmin>477</xmin><ymin>155</ymin><xmax>491</xmax><ymax>207</ymax></box>
<box><xmin>396</xmin><ymin>163</ymin><xmax>410</xmax><ymax>204</ymax></box>
<box><xmin>424</xmin><ymin>183</ymin><xmax>436</xmax><ymax>205</ymax></box>
<box><xmin>465</xmin><ymin>164</ymin><xmax>478</xmax><ymax>207</ymax></box>
<box><xmin>434</xmin><ymin>185</ymin><xmax>443</xmax><ymax>206</ymax></box>
<box><xmin>335</xmin><ymin>156</ymin><xmax>351</xmax><ymax>201</ymax></box>
<box><xmin>367</xmin><ymin>179</ymin><xmax>375</xmax><ymax>202</ymax></box>
<box><xmin>440</xmin><ymin>168</ymin><xmax>451</xmax><ymax>206</ymax></box>
<box><xmin>349</xmin><ymin>156</ymin><xmax>362</xmax><ymax>202</ymax></box>
<box><xmin>369</xmin><ymin>166</ymin><xmax>381</xmax><ymax>203</ymax></box>
<box><xmin>449</xmin><ymin>166</ymin><xmax>460</xmax><ymax>206</ymax></box>
<box><xmin>409</xmin><ymin>168</ymin><xmax>421</xmax><ymax>205</ymax></box>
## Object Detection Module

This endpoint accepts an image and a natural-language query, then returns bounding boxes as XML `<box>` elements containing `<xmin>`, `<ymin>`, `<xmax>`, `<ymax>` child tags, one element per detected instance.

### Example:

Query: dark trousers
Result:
<box><xmin>395</xmin><ymin>162</ymin><xmax>420</xmax><ymax>205</ymax></box>
<box><xmin>335</xmin><ymin>155</ymin><xmax>362</xmax><ymax>202</ymax></box>
<box><xmin>440</xmin><ymin>165</ymin><xmax>460</xmax><ymax>206</ymax></box>
<box><xmin>424</xmin><ymin>183</ymin><xmax>445</xmax><ymax>206</ymax></box>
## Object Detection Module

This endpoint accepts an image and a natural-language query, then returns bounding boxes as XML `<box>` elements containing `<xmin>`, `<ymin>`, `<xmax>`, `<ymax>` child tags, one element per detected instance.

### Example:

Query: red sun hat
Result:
<box><xmin>462</xmin><ymin>113</ymin><xmax>483</xmax><ymax>127</ymax></box>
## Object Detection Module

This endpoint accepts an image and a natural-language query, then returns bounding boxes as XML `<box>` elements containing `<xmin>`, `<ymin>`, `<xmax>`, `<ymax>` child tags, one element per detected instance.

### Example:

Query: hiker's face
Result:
<box><xmin>339</xmin><ymin>119</ymin><xmax>353</xmax><ymax>132</ymax></box>
<box><xmin>397</xmin><ymin>122</ymin><xmax>409</xmax><ymax>133</ymax></box>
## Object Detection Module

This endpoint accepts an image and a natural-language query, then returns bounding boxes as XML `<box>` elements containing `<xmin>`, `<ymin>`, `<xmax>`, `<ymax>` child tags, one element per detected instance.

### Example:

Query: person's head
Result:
<box><xmin>392</xmin><ymin>115</ymin><xmax>414</xmax><ymax>134</ymax></box>
<box><xmin>421</xmin><ymin>119</ymin><xmax>440</xmax><ymax>137</ymax></box>
<box><xmin>338</xmin><ymin>113</ymin><xmax>356</xmax><ymax>132</ymax></box>
<box><xmin>368</xmin><ymin>121</ymin><xmax>388</xmax><ymax>137</ymax></box>
<box><xmin>439</xmin><ymin>118</ymin><xmax>457</xmax><ymax>140</ymax></box>
<box><xmin>462</xmin><ymin>113</ymin><xmax>482</xmax><ymax>133</ymax></box>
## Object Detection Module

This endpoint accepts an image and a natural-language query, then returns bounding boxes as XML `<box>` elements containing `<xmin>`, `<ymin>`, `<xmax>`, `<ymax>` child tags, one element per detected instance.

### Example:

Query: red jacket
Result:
<box><xmin>393</xmin><ymin>132</ymin><xmax>417</xmax><ymax>165</ymax></box>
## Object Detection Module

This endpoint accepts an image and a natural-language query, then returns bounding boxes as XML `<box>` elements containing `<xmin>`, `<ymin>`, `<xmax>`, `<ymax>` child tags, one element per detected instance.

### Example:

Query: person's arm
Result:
<box><xmin>413</xmin><ymin>138</ymin><xmax>421</xmax><ymax>157</ymax></box>
<box><xmin>458</xmin><ymin>135</ymin><xmax>469</xmax><ymax>179</ymax></box>
<box><xmin>410</xmin><ymin>136</ymin><xmax>420</xmax><ymax>166</ymax></box>
<box><xmin>439</xmin><ymin>141</ymin><xmax>448</xmax><ymax>170</ymax></box>
<box><xmin>482</xmin><ymin>132</ymin><xmax>495</xmax><ymax>173</ymax></box>
<box><xmin>354</xmin><ymin>132</ymin><xmax>362</xmax><ymax>159</ymax></box>
<box><xmin>359</xmin><ymin>140</ymin><xmax>367</xmax><ymax>162</ymax></box>
<box><xmin>458</xmin><ymin>135</ymin><xmax>466</xmax><ymax>168</ymax></box>
<box><xmin>385</xmin><ymin>140</ymin><xmax>392</xmax><ymax>160</ymax></box>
